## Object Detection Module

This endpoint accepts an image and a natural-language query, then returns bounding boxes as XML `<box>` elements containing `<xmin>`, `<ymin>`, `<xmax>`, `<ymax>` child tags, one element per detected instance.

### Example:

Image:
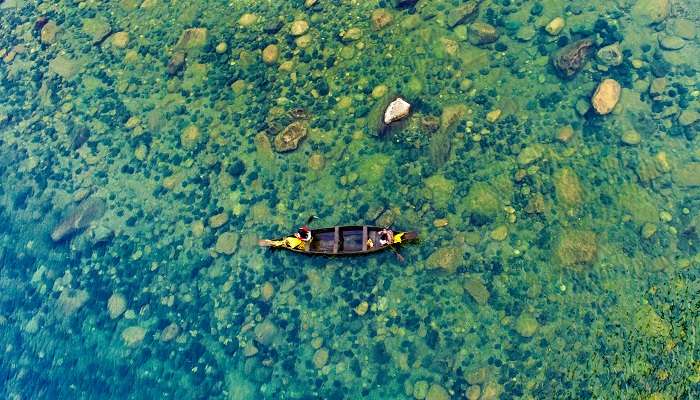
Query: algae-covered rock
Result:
<box><xmin>175</xmin><ymin>28</ymin><xmax>208</xmax><ymax>51</ymax></box>
<box><xmin>215</xmin><ymin>232</ymin><xmax>239</xmax><ymax>255</ymax></box>
<box><xmin>424</xmin><ymin>174</ymin><xmax>455</xmax><ymax>209</ymax></box>
<box><xmin>82</xmin><ymin>17</ymin><xmax>111</xmax><ymax>44</ymax></box>
<box><xmin>107</xmin><ymin>293</ymin><xmax>126</xmax><ymax>319</ymax></box>
<box><xmin>447</xmin><ymin>2</ymin><xmax>478</xmax><ymax>28</ymax></box>
<box><xmin>631</xmin><ymin>0</ymin><xmax>669</xmax><ymax>24</ymax></box>
<box><xmin>553</xmin><ymin>167</ymin><xmax>583</xmax><ymax>208</ymax></box>
<box><xmin>52</xmin><ymin>196</ymin><xmax>106</xmax><ymax>242</ymax></box>
<box><xmin>122</xmin><ymin>326</ymin><xmax>146</xmax><ymax>347</ymax></box>
<box><xmin>426</xmin><ymin>247</ymin><xmax>463</xmax><ymax>273</ymax></box>
<box><xmin>49</xmin><ymin>55</ymin><xmax>81</xmax><ymax>80</ymax></box>
<box><xmin>463</xmin><ymin>276</ymin><xmax>489</xmax><ymax>305</ymax></box>
<box><xmin>517</xmin><ymin>145</ymin><xmax>543</xmax><ymax>166</ymax></box>
<box><xmin>254</xmin><ymin>319</ymin><xmax>279</xmax><ymax>346</ymax></box>
<box><xmin>515</xmin><ymin>313</ymin><xmax>539</xmax><ymax>337</ymax></box>
<box><xmin>554</xmin><ymin>229</ymin><xmax>597</xmax><ymax>267</ymax></box>
<box><xmin>618</xmin><ymin>184</ymin><xmax>659</xmax><ymax>223</ymax></box>
<box><xmin>426</xmin><ymin>383</ymin><xmax>450</xmax><ymax>400</ymax></box>
<box><xmin>634</xmin><ymin>304</ymin><xmax>671</xmax><ymax>338</ymax></box>
<box><xmin>462</xmin><ymin>182</ymin><xmax>500</xmax><ymax>224</ymax></box>
<box><xmin>673</xmin><ymin>163</ymin><xmax>700</xmax><ymax>187</ymax></box>
<box><xmin>56</xmin><ymin>288</ymin><xmax>89</xmax><ymax>317</ymax></box>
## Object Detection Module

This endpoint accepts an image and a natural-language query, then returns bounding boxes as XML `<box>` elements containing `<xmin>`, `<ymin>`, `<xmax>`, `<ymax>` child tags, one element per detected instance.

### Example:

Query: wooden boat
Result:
<box><xmin>259</xmin><ymin>225</ymin><xmax>418</xmax><ymax>255</ymax></box>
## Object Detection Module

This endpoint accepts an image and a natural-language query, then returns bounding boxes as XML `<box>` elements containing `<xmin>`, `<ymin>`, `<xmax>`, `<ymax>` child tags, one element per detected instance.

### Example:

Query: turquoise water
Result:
<box><xmin>1</xmin><ymin>0</ymin><xmax>699</xmax><ymax>399</ymax></box>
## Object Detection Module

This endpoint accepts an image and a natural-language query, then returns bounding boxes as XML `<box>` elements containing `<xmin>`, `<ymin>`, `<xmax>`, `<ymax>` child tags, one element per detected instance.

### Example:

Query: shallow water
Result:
<box><xmin>1</xmin><ymin>0</ymin><xmax>699</xmax><ymax>399</ymax></box>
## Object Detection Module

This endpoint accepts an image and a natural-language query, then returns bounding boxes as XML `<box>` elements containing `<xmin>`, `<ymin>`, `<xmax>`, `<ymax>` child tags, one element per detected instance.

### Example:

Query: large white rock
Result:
<box><xmin>383</xmin><ymin>97</ymin><xmax>411</xmax><ymax>124</ymax></box>
<box><xmin>591</xmin><ymin>79</ymin><xmax>621</xmax><ymax>115</ymax></box>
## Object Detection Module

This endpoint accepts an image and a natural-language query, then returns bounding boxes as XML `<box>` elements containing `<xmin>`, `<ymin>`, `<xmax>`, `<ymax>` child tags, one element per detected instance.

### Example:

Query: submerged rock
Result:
<box><xmin>51</xmin><ymin>196</ymin><xmax>106</xmax><ymax>242</ymax></box>
<box><xmin>371</xmin><ymin>8</ymin><xmax>393</xmax><ymax>30</ymax></box>
<box><xmin>215</xmin><ymin>232</ymin><xmax>239</xmax><ymax>255</ymax></box>
<box><xmin>554</xmin><ymin>229</ymin><xmax>597</xmax><ymax>267</ymax></box>
<box><xmin>107</xmin><ymin>293</ymin><xmax>127</xmax><ymax>319</ymax></box>
<box><xmin>175</xmin><ymin>28</ymin><xmax>208</xmax><ymax>51</ymax></box>
<box><xmin>551</xmin><ymin>38</ymin><xmax>594</xmax><ymax>78</ymax></box>
<box><xmin>274</xmin><ymin>121</ymin><xmax>307</xmax><ymax>152</ymax></box>
<box><xmin>515</xmin><ymin>313</ymin><xmax>539</xmax><ymax>337</ymax></box>
<box><xmin>254</xmin><ymin>319</ymin><xmax>279</xmax><ymax>346</ymax></box>
<box><xmin>167</xmin><ymin>52</ymin><xmax>186</xmax><ymax>76</ymax></box>
<box><xmin>82</xmin><ymin>17</ymin><xmax>111</xmax><ymax>44</ymax></box>
<box><xmin>56</xmin><ymin>288</ymin><xmax>89</xmax><ymax>317</ymax></box>
<box><xmin>591</xmin><ymin>78</ymin><xmax>621</xmax><ymax>115</ymax></box>
<box><xmin>596</xmin><ymin>42</ymin><xmax>623</xmax><ymax>66</ymax></box>
<box><xmin>545</xmin><ymin>17</ymin><xmax>565</xmax><ymax>36</ymax></box>
<box><xmin>447</xmin><ymin>2</ymin><xmax>478</xmax><ymax>28</ymax></box>
<box><xmin>631</xmin><ymin>0</ymin><xmax>669</xmax><ymax>24</ymax></box>
<box><xmin>426</xmin><ymin>384</ymin><xmax>450</xmax><ymax>400</ymax></box>
<box><xmin>553</xmin><ymin>167</ymin><xmax>583</xmax><ymax>208</ymax></box>
<box><xmin>122</xmin><ymin>326</ymin><xmax>146</xmax><ymax>347</ymax></box>
<box><xmin>426</xmin><ymin>247</ymin><xmax>463</xmax><ymax>273</ymax></box>
<box><xmin>468</xmin><ymin>22</ymin><xmax>498</xmax><ymax>45</ymax></box>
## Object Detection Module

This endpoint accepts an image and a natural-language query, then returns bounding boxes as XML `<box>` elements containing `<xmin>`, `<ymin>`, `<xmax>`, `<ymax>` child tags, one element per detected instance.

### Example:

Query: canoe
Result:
<box><xmin>259</xmin><ymin>225</ymin><xmax>418</xmax><ymax>256</ymax></box>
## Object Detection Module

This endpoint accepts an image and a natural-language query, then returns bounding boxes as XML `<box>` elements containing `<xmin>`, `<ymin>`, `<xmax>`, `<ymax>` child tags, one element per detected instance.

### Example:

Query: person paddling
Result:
<box><xmin>377</xmin><ymin>228</ymin><xmax>394</xmax><ymax>246</ymax></box>
<box><xmin>295</xmin><ymin>225</ymin><xmax>312</xmax><ymax>242</ymax></box>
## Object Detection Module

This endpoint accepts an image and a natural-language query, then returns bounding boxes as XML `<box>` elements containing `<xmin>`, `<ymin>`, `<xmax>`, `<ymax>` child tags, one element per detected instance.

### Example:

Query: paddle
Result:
<box><xmin>306</xmin><ymin>215</ymin><xmax>318</xmax><ymax>225</ymax></box>
<box><xmin>389</xmin><ymin>245</ymin><xmax>405</xmax><ymax>263</ymax></box>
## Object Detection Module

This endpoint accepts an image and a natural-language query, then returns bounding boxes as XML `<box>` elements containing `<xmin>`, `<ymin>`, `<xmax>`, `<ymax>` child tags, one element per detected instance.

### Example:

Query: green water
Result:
<box><xmin>1</xmin><ymin>0</ymin><xmax>699</xmax><ymax>398</ymax></box>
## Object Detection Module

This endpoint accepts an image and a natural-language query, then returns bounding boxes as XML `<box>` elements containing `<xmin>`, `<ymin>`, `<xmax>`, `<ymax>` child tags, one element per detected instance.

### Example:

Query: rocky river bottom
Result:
<box><xmin>1</xmin><ymin>0</ymin><xmax>699</xmax><ymax>399</ymax></box>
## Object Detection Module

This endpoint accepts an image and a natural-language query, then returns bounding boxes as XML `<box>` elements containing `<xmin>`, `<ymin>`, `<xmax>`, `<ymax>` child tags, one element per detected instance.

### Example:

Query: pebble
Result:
<box><xmin>557</xmin><ymin>125</ymin><xmax>574</xmax><ymax>142</ymax></box>
<box><xmin>215</xmin><ymin>42</ymin><xmax>228</xmax><ymax>54</ymax></box>
<box><xmin>413</xmin><ymin>380</ymin><xmax>429</xmax><ymax>399</ymax></box>
<box><xmin>40</xmin><ymin>21</ymin><xmax>60</xmax><ymax>45</ymax></box>
<box><xmin>631</xmin><ymin>0</ymin><xmax>670</xmax><ymax>24</ymax></box>
<box><xmin>545</xmin><ymin>17</ymin><xmax>565</xmax><ymax>36</ymax></box>
<box><xmin>309</xmin><ymin>153</ymin><xmax>325</xmax><ymax>171</ymax></box>
<box><xmin>669</xmin><ymin>18</ymin><xmax>696</xmax><ymax>39</ymax></box>
<box><xmin>122</xmin><ymin>326</ymin><xmax>146</xmax><ymax>347</ymax></box>
<box><xmin>354</xmin><ymin>301</ymin><xmax>369</xmax><ymax>316</ymax></box>
<box><xmin>679</xmin><ymin>110</ymin><xmax>699</xmax><ymax>126</ymax></box>
<box><xmin>433</xmin><ymin>218</ymin><xmax>449</xmax><ymax>228</ymax></box>
<box><xmin>659</xmin><ymin>35</ymin><xmax>685</xmax><ymax>50</ymax></box>
<box><xmin>261</xmin><ymin>282</ymin><xmax>275</xmax><ymax>301</ymax></box>
<box><xmin>340</xmin><ymin>27</ymin><xmax>362</xmax><ymax>41</ymax></box>
<box><xmin>180</xmin><ymin>125</ymin><xmax>201</xmax><ymax>148</ymax></box>
<box><xmin>313</xmin><ymin>348</ymin><xmax>329</xmax><ymax>369</ymax></box>
<box><xmin>515</xmin><ymin>313</ymin><xmax>539</xmax><ymax>337</ymax></box>
<box><xmin>243</xmin><ymin>343</ymin><xmax>259</xmax><ymax>357</ymax></box>
<box><xmin>290</xmin><ymin>20</ymin><xmax>309</xmax><ymax>36</ymax></box>
<box><xmin>426</xmin><ymin>384</ymin><xmax>450</xmax><ymax>400</ymax></box>
<box><xmin>254</xmin><ymin>319</ymin><xmax>278</xmax><ymax>346</ymax></box>
<box><xmin>490</xmin><ymin>225</ymin><xmax>508</xmax><ymax>241</ymax></box>
<box><xmin>295</xmin><ymin>34</ymin><xmax>312</xmax><ymax>48</ymax></box>
<box><xmin>371</xmin><ymin>8</ymin><xmax>393</xmax><ymax>30</ymax></box>
<box><xmin>191</xmin><ymin>220</ymin><xmax>205</xmax><ymax>237</ymax></box>
<box><xmin>486</xmin><ymin>109</ymin><xmax>501</xmax><ymax>123</ymax></box>
<box><xmin>591</xmin><ymin>78</ymin><xmax>621</xmax><ymax>115</ymax></box>
<box><xmin>160</xmin><ymin>323</ymin><xmax>180</xmax><ymax>342</ymax></box>
<box><xmin>466</xmin><ymin>385</ymin><xmax>480</xmax><ymax>400</ymax></box>
<box><xmin>262</xmin><ymin>44</ymin><xmax>279</xmax><ymax>64</ymax></box>
<box><xmin>208</xmin><ymin>212</ymin><xmax>229</xmax><ymax>228</ymax></box>
<box><xmin>659</xmin><ymin>211</ymin><xmax>672</xmax><ymax>222</ymax></box>
<box><xmin>134</xmin><ymin>144</ymin><xmax>148</xmax><ymax>160</ymax></box>
<box><xmin>371</xmin><ymin>84</ymin><xmax>388</xmax><ymax>99</ymax></box>
<box><xmin>107</xmin><ymin>293</ymin><xmax>127</xmax><ymax>319</ymax></box>
<box><xmin>517</xmin><ymin>145</ymin><xmax>543</xmax><ymax>165</ymax></box>
<box><xmin>238</xmin><ymin>13</ymin><xmax>258</xmax><ymax>27</ymax></box>
<box><xmin>621</xmin><ymin>130</ymin><xmax>641</xmax><ymax>145</ymax></box>
<box><xmin>650</xmin><ymin>78</ymin><xmax>667</xmax><ymax>97</ymax></box>
<box><xmin>641</xmin><ymin>223</ymin><xmax>657</xmax><ymax>239</ymax></box>
<box><xmin>111</xmin><ymin>31</ymin><xmax>129</xmax><ymax>49</ymax></box>
<box><xmin>215</xmin><ymin>232</ymin><xmax>239</xmax><ymax>255</ymax></box>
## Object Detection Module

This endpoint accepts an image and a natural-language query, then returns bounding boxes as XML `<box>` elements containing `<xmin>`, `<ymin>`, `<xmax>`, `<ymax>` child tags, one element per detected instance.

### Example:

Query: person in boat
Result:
<box><xmin>377</xmin><ymin>228</ymin><xmax>394</xmax><ymax>246</ymax></box>
<box><xmin>295</xmin><ymin>226</ymin><xmax>312</xmax><ymax>242</ymax></box>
